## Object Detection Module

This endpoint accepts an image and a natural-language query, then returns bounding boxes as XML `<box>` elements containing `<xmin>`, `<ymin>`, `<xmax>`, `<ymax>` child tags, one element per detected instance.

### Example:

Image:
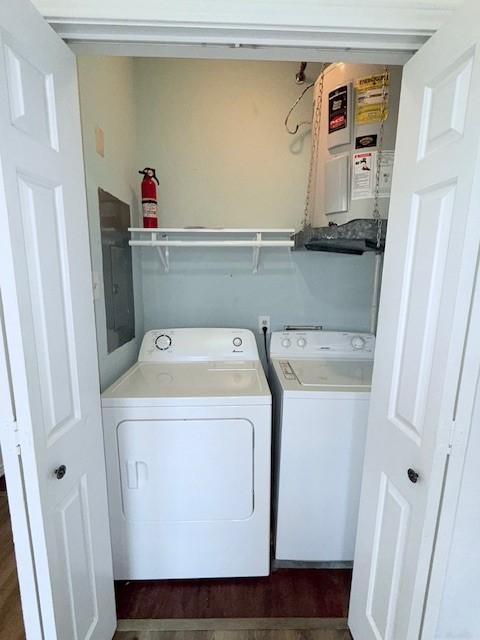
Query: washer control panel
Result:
<box><xmin>270</xmin><ymin>330</ymin><xmax>375</xmax><ymax>359</ymax></box>
<box><xmin>139</xmin><ymin>328</ymin><xmax>260</xmax><ymax>362</ymax></box>
<box><xmin>350</xmin><ymin>335</ymin><xmax>366</xmax><ymax>350</ymax></box>
<box><xmin>280</xmin><ymin>361</ymin><xmax>297</xmax><ymax>380</ymax></box>
<box><xmin>155</xmin><ymin>334</ymin><xmax>172</xmax><ymax>351</ymax></box>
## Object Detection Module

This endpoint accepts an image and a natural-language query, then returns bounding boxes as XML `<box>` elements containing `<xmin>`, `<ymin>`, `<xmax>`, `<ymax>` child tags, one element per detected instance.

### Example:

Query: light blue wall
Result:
<box><xmin>141</xmin><ymin>247</ymin><xmax>375</xmax><ymax>362</ymax></box>
<box><xmin>78</xmin><ymin>56</ymin><xmax>378</xmax><ymax>381</ymax></box>
<box><xmin>135</xmin><ymin>59</ymin><xmax>377</xmax><ymax>360</ymax></box>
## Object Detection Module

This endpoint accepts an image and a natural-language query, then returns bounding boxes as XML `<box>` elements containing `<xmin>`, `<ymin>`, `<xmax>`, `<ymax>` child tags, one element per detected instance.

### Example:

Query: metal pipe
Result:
<box><xmin>296</xmin><ymin>61</ymin><xmax>307</xmax><ymax>84</ymax></box>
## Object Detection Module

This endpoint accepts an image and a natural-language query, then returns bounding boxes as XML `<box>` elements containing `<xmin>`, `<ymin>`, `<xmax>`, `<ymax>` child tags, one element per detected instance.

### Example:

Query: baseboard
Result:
<box><xmin>117</xmin><ymin>618</ymin><xmax>349</xmax><ymax>632</ymax></box>
<box><xmin>273</xmin><ymin>560</ymin><xmax>353</xmax><ymax>570</ymax></box>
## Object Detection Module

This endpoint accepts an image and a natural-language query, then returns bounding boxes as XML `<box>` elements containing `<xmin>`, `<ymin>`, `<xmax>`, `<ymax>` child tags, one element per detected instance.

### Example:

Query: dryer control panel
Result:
<box><xmin>138</xmin><ymin>328</ymin><xmax>261</xmax><ymax>362</ymax></box>
<box><xmin>270</xmin><ymin>330</ymin><xmax>375</xmax><ymax>360</ymax></box>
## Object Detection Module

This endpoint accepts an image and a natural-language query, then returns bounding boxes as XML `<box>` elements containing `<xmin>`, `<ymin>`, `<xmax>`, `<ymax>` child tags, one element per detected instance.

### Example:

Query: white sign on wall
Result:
<box><xmin>351</xmin><ymin>150</ymin><xmax>394</xmax><ymax>200</ymax></box>
<box><xmin>352</xmin><ymin>151</ymin><xmax>375</xmax><ymax>200</ymax></box>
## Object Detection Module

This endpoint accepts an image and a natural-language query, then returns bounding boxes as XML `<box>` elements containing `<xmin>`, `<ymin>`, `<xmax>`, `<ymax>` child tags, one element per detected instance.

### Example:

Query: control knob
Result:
<box><xmin>281</xmin><ymin>338</ymin><xmax>292</xmax><ymax>348</ymax></box>
<box><xmin>155</xmin><ymin>334</ymin><xmax>172</xmax><ymax>351</ymax></box>
<box><xmin>233</xmin><ymin>337</ymin><xmax>243</xmax><ymax>347</ymax></box>
<box><xmin>351</xmin><ymin>335</ymin><xmax>366</xmax><ymax>350</ymax></box>
<box><xmin>297</xmin><ymin>337</ymin><xmax>307</xmax><ymax>348</ymax></box>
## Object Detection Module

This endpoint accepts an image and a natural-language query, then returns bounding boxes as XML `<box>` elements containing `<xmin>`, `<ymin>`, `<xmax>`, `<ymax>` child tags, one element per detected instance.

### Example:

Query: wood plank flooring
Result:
<box><xmin>0</xmin><ymin>472</ymin><xmax>352</xmax><ymax>640</ymax></box>
<box><xmin>114</xmin><ymin>631</ymin><xmax>352</xmax><ymax>640</ymax></box>
<box><xmin>0</xmin><ymin>491</ymin><xmax>25</xmax><ymax>640</ymax></box>
<box><xmin>115</xmin><ymin>570</ymin><xmax>352</xmax><ymax>620</ymax></box>
<box><xmin>114</xmin><ymin>625</ymin><xmax>352</xmax><ymax>639</ymax></box>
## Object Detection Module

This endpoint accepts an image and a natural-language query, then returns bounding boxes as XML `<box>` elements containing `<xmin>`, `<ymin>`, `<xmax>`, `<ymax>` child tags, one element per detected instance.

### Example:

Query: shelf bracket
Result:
<box><xmin>154</xmin><ymin>233</ymin><xmax>169</xmax><ymax>272</ymax></box>
<box><xmin>252</xmin><ymin>233</ymin><xmax>261</xmax><ymax>274</ymax></box>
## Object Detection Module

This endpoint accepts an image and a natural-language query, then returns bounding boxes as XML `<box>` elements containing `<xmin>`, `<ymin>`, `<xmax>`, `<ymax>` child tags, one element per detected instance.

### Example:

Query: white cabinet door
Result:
<box><xmin>0</xmin><ymin>1</ymin><xmax>116</xmax><ymax>638</ymax></box>
<box><xmin>349</xmin><ymin>1</ymin><xmax>480</xmax><ymax>638</ymax></box>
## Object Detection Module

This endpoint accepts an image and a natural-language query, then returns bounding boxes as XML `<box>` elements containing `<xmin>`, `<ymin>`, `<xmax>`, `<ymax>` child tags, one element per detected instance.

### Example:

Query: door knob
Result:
<box><xmin>407</xmin><ymin>468</ymin><xmax>419</xmax><ymax>483</ymax></box>
<box><xmin>54</xmin><ymin>465</ymin><xmax>67</xmax><ymax>480</ymax></box>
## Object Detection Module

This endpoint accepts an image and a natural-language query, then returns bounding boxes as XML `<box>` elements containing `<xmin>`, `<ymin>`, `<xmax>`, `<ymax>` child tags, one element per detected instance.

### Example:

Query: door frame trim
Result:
<box><xmin>41</xmin><ymin>3</ymin><xmax>455</xmax><ymax>64</ymax></box>
<box><xmin>26</xmin><ymin>2</ymin><xmax>475</xmax><ymax>636</ymax></box>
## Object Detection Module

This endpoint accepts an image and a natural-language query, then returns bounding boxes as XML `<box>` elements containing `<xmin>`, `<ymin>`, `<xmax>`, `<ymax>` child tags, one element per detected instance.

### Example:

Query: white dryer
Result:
<box><xmin>102</xmin><ymin>328</ymin><xmax>271</xmax><ymax>580</ymax></box>
<box><xmin>270</xmin><ymin>330</ymin><xmax>375</xmax><ymax>564</ymax></box>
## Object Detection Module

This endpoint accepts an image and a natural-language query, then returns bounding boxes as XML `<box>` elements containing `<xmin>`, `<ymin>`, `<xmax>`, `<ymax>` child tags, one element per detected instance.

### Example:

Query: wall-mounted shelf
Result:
<box><xmin>129</xmin><ymin>228</ymin><xmax>295</xmax><ymax>273</ymax></box>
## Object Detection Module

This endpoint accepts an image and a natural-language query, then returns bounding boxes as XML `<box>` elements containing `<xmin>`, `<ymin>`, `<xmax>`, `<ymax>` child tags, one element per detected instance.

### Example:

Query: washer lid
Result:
<box><xmin>101</xmin><ymin>361</ymin><xmax>271</xmax><ymax>407</ymax></box>
<box><xmin>288</xmin><ymin>359</ymin><xmax>373</xmax><ymax>389</ymax></box>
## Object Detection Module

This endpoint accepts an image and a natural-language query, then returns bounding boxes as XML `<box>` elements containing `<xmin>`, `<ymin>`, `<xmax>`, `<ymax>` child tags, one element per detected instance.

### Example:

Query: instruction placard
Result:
<box><xmin>351</xmin><ymin>150</ymin><xmax>395</xmax><ymax>200</ymax></box>
<box><xmin>352</xmin><ymin>151</ymin><xmax>376</xmax><ymax>200</ymax></box>
<box><xmin>355</xmin><ymin>73</ymin><xmax>390</xmax><ymax>125</ymax></box>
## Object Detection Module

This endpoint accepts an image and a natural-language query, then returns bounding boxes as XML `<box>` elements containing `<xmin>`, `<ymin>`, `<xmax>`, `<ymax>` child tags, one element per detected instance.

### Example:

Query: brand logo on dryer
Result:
<box><xmin>232</xmin><ymin>336</ymin><xmax>244</xmax><ymax>353</ymax></box>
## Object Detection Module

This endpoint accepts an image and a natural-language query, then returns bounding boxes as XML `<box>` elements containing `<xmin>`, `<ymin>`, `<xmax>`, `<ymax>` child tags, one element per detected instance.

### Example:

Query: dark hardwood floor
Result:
<box><xmin>114</xmin><ymin>629</ymin><xmax>353</xmax><ymax>639</ymax></box>
<box><xmin>115</xmin><ymin>569</ymin><xmax>352</xmax><ymax>620</ymax></box>
<box><xmin>0</xmin><ymin>484</ymin><xmax>25</xmax><ymax>640</ymax></box>
<box><xmin>0</xmin><ymin>472</ymin><xmax>351</xmax><ymax>638</ymax></box>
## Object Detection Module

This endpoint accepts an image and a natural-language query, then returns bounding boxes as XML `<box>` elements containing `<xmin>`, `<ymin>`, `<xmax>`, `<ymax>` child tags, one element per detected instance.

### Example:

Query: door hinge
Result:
<box><xmin>448</xmin><ymin>419</ymin><xmax>455</xmax><ymax>452</ymax></box>
<box><xmin>0</xmin><ymin>419</ymin><xmax>22</xmax><ymax>457</ymax></box>
<box><xmin>448</xmin><ymin>418</ymin><xmax>463</xmax><ymax>452</ymax></box>
<box><xmin>13</xmin><ymin>422</ymin><xmax>27</xmax><ymax>457</ymax></box>
<box><xmin>11</xmin><ymin>421</ymin><xmax>21</xmax><ymax>450</ymax></box>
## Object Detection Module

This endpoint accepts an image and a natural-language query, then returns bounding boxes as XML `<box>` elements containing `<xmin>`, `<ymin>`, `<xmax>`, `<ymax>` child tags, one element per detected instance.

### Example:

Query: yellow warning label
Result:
<box><xmin>355</xmin><ymin>73</ymin><xmax>390</xmax><ymax>124</ymax></box>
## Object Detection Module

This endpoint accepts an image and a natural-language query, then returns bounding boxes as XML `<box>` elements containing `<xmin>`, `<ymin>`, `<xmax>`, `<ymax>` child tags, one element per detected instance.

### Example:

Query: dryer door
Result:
<box><xmin>118</xmin><ymin>418</ymin><xmax>254</xmax><ymax>522</ymax></box>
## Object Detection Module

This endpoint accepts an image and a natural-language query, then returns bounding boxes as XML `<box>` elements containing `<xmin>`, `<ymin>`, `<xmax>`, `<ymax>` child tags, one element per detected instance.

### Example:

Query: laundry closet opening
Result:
<box><xmin>76</xmin><ymin>55</ymin><xmax>402</xmax><ymax>622</ymax></box>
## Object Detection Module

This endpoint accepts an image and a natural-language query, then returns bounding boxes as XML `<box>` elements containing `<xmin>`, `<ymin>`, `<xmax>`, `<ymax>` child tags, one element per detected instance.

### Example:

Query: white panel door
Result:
<box><xmin>0</xmin><ymin>1</ymin><xmax>116</xmax><ymax>639</ymax></box>
<box><xmin>349</xmin><ymin>1</ymin><xmax>480</xmax><ymax>638</ymax></box>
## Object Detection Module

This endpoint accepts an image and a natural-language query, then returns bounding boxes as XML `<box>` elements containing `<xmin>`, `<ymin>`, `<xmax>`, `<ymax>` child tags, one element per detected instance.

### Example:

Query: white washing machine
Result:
<box><xmin>102</xmin><ymin>328</ymin><xmax>271</xmax><ymax>580</ymax></box>
<box><xmin>270</xmin><ymin>330</ymin><xmax>375</xmax><ymax>563</ymax></box>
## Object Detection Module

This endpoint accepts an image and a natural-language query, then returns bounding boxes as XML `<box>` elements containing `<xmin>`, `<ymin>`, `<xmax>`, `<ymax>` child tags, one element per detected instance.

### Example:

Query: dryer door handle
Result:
<box><xmin>126</xmin><ymin>460</ymin><xmax>148</xmax><ymax>489</ymax></box>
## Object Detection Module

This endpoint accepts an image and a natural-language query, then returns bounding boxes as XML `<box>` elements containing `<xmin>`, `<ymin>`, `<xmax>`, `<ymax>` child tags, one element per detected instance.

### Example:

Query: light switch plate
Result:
<box><xmin>95</xmin><ymin>126</ymin><xmax>104</xmax><ymax>157</ymax></box>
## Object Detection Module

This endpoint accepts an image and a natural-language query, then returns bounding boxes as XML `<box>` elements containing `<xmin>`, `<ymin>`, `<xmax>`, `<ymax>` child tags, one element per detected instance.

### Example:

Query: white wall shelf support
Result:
<box><xmin>252</xmin><ymin>232</ymin><xmax>261</xmax><ymax>274</ymax></box>
<box><xmin>129</xmin><ymin>227</ymin><xmax>295</xmax><ymax>274</ymax></box>
<box><xmin>155</xmin><ymin>245</ymin><xmax>169</xmax><ymax>272</ymax></box>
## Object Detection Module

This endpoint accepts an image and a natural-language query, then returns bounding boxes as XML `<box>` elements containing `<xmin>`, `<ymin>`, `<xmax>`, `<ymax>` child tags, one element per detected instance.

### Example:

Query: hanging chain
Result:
<box><xmin>373</xmin><ymin>66</ymin><xmax>389</xmax><ymax>249</ymax></box>
<box><xmin>302</xmin><ymin>63</ymin><xmax>326</xmax><ymax>230</ymax></box>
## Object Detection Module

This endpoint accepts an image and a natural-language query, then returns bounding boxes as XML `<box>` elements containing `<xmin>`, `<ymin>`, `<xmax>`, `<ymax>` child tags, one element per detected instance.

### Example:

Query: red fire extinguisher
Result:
<box><xmin>139</xmin><ymin>167</ymin><xmax>159</xmax><ymax>228</ymax></box>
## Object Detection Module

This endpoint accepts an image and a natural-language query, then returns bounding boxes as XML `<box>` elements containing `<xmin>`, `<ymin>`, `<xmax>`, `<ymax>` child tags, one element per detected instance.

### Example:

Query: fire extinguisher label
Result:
<box><xmin>143</xmin><ymin>202</ymin><xmax>157</xmax><ymax>217</ymax></box>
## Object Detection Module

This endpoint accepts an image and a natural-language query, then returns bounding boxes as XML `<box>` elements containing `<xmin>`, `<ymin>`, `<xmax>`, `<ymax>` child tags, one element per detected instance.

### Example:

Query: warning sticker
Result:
<box><xmin>351</xmin><ymin>150</ymin><xmax>395</xmax><ymax>200</ymax></box>
<box><xmin>355</xmin><ymin>73</ymin><xmax>390</xmax><ymax>125</ymax></box>
<box><xmin>352</xmin><ymin>151</ymin><xmax>376</xmax><ymax>200</ymax></box>
<box><xmin>328</xmin><ymin>84</ymin><xmax>348</xmax><ymax>134</ymax></box>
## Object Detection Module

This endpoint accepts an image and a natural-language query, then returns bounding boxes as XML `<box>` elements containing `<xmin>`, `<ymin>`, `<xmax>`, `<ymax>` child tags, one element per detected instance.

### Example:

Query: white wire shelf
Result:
<box><xmin>129</xmin><ymin>227</ymin><xmax>296</xmax><ymax>273</ymax></box>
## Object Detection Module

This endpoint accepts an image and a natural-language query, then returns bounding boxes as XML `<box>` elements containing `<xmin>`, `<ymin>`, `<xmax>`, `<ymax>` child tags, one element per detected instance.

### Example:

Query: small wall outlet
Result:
<box><xmin>258</xmin><ymin>315</ymin><xmax>271</xmax><ymax>333</ymax></box>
